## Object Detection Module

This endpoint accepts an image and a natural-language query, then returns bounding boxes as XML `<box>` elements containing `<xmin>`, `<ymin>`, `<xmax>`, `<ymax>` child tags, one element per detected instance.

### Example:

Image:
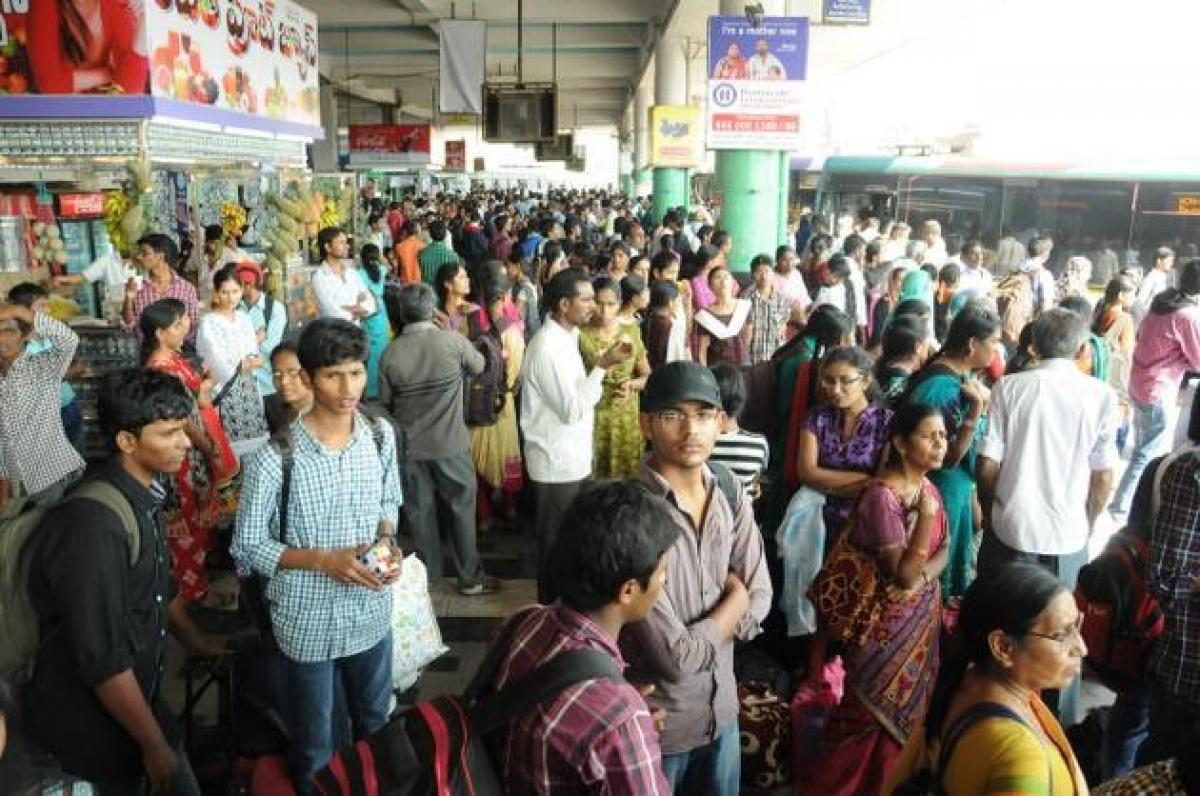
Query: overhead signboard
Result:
<box><xmin>444</xmin><ymin>139</ymin><xmax>466</xmax><ymax>171</ymax></box>
<box><xmin>145</xmin><ymin>0</ymin><xmax>320</xmax><ymax>127</ymax></box>
<box><xmin>650</xmin><ymin>105</ymin><xmax>704</xmax><ymax>168</ymax></box>
<box><xmin>706</xmin><ymin>16</ymin><xmax>809</xmax><ymax>151</ymax></box>
<box><xmin>348</xmin><ymin>124</ymin><xmax>432</xmax><ymax>167</ymax></box>
<box><xmin>823</xmin><ymin>0</ymin><xmax>871</xmax><ymax>25</ymax></box>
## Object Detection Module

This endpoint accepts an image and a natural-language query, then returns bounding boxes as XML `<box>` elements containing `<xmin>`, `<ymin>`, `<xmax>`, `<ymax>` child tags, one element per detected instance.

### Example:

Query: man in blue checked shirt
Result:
<box><xmin>233</xmin><ymin>318</ymin><xmax>402</xmax><ymax>793</ymax></box>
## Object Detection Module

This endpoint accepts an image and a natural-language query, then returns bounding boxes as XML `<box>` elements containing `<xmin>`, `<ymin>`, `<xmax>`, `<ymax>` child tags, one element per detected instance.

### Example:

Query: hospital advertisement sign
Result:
<box><xmin>706</xmin><ymin>16</ymin><xmax>808</xmax><ymax>150</ymax></box>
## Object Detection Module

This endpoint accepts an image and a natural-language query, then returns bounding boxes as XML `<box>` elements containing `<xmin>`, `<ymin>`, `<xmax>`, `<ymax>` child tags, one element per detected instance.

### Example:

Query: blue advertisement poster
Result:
<box><xmin>706</xmin><ymin>16</ymin><xmax>809</xmax><ymax>150</ymax></box>
<box><xmin>824</xmin><ymin>0</ymin><xmax>871</xmax><ymax>25</ymax></box>
<box><xmin>707</xmin><ymin>17</ymin><xmax>809</xmax><ymax>82</ymax></box>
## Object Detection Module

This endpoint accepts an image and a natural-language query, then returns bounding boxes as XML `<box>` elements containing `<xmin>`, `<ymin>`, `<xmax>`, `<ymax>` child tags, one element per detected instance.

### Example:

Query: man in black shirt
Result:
<box><xmin>25</xmin><ymin>368</ymin><xmax>220</xmax><ymax>794</ymax></box>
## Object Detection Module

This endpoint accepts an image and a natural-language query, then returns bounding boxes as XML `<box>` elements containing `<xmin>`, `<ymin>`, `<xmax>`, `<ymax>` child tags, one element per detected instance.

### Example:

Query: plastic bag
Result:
<box><xmin>775</xmin><ymin>486</ymin><xmax>826</xmax><ymax>636</ymax></box>
<box><xmin>390</xmin><ymin>554</ymin><xmax>448</xmax><ymax>691</ymax></box>
<box><xmin>790</xmin><ymin>655</ymin><xmax>845</xmax><ymax>769</ymax></box>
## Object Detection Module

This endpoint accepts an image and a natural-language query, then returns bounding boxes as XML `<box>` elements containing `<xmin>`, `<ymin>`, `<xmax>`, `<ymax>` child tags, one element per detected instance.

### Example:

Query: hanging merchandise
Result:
<box><xmin>30</xmin><ymin>222</ymin><xmax>67</xmax><ymax>273</ymax></box>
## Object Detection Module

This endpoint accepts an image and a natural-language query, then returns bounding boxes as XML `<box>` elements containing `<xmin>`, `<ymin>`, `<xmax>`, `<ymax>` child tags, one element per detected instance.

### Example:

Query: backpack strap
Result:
<box><xmin>462</xmin><ymin>606</ymin><xmax>540</xmax><ymax>704</ymax></box>
<box><xmin>270</xmin><ymin>428</ymin><xmax>295</xmax><ymax>547</ymax></box>
<box><xmin>71</xmin><ymin>480</ymin><xmax>140</xmax><ymax>566</ymax></box>
<box><xmin>1151</xmin><ymin>445</ymin><xmax>1200</xmax><ymax>520</ymax></box>
<box><xmin>471</xmin><ymin>647</ymin><xmax>622</xmax><ymax>734</ymax></box>
<box><xmin>709</xmin><ymin>460</ymin><xmax>743</xmax><ymax>515</ymax></box>
<box><xmin>933</xmin><ymin>702</ymin><xmax>1045</xmax><ymax>788</ymax></box>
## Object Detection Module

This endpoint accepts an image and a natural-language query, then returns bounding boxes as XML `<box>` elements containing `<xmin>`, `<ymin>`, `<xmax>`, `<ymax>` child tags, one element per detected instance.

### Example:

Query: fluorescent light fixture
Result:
<box><xmin>223</xmin><ymin>126</ymin><xmax>275</xmax><ymax>139</ymax></box>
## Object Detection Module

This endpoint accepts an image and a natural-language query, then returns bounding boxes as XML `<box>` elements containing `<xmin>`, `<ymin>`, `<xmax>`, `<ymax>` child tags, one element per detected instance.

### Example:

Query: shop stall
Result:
<box><xmin>0</xmin><ymin>0</ymin><xmax>325</xmax><ymax>457</ymax></box>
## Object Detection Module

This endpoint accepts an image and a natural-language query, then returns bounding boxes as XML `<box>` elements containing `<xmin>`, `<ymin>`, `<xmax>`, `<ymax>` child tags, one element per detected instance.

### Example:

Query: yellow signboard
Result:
<box><xmin>1177</xmin><ymin>195</ymin><xmax>1200</xmax><ymax>215</ymax></box>
<box><xmin>650</xmin><ymin>105</ymin><xmax>704</xmax><ymax>169</ymax></box>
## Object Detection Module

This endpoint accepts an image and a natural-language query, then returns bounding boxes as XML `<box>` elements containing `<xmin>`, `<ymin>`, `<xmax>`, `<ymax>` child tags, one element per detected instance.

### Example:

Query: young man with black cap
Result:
<box><xmin>621</xmin><ymin>361</ymin><xmax>773</xmax><ymax>795</ymax></box>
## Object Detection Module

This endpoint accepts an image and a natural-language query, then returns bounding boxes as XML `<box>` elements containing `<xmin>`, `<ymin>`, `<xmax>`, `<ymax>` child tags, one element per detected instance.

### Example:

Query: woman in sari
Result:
<box><xmin>141</xmin><ymin>298</ymin><xmax>238</xmax><ymax>604</ymax></box>
<box><xmin>580</xmin><ymin>276</ymin><xmax>650</xmax><ymax>478</ymax></box>
<box><xmin>887</xmin><ymin>564</ymin><xmax>1088</xmax><ymax>796</ymax></box>
<box><xmin>907</xmin><ymin>301</ymin><xmax>1000</xmax><ymax>599</ymax></box>
<box><xmin>896</xmin><ymin>268</ymin><xmax>936</xmax><ymax>339</ymax></box>
<box><xmin>468</xmin><ymin>273</ymin><xmax>526</xmax><ymax>526</ymax></box>
<box><xmin>801</xmin><ymin>402</ymin><xmax>950</xmax><ymax>796</ymax></box>
<box><xmin>796</xmin><ymin>345</ymin><xmax>894</xmax><ymax>539</ymax></box>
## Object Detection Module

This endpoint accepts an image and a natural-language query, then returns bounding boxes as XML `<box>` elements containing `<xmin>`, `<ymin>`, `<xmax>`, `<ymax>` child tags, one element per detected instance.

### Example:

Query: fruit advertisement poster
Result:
<box><xmin>145</xmin><ymin>0</ymin><xmax>319</xmax><ymax>126</ymax></box>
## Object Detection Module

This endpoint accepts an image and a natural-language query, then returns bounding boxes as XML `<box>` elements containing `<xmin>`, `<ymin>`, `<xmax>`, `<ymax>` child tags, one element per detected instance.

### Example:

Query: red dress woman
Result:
<box><xmin>29</xmin><ymin>0</ymin><xmax>149</xmax><ymax>94</ymax></box>
<box><xmin>142</xmin><ymin>300</ymin><xmax>238</xmax><ymax>603</ymax></box>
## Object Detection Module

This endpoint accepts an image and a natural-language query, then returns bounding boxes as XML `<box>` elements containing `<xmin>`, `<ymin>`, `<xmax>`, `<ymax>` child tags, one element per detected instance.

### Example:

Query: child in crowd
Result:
<box><xmin>709</xmin><ymin>364</ymin><xmax>770</xmax><ymax>500</ymax></box>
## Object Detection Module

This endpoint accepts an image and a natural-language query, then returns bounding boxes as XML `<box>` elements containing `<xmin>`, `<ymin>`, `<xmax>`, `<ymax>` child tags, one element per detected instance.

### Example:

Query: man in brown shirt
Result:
<box><xmin>621</xmin><ymin>362</ymin><xmax>773</xmax><ymax>795</ymax></box>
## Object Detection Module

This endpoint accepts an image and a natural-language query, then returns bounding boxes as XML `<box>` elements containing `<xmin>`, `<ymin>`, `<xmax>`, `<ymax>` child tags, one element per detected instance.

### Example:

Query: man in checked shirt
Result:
<box><xmin>233</xmin><ymin>319</ymin><xmax>402</xmax><ymax>793</ymax></box>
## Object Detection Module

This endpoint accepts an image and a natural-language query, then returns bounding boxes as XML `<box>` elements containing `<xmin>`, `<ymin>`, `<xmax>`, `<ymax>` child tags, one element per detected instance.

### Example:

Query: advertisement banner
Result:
<box><xmin>348</xmin><ymin>124</ymin><xmax>432</xmax><ymax>166</ymax></box>
<box><xmin>0</xmin><ymin>2</ymin><xmax>148</xmax><ymax>95</ymax></box>
<box><xmin>650</xmin><ymin>105</ymin><xmax>704</xmax><ymax>168</ymax></box>
<box><xmin>444</xmin><ymin>140</ymin><xmax>466</xmax><ymax>171</ymax></box>
<box><xmin>144</xmin><ymin>0</ymin><xmax>320</xmax><ymax>127</ymax></box>
<box><xmin>823</xmin><ymin>0</ymin><xmax>871</xmax><ymax>25</ymax></box>
<box><xmin>439</xmin><ymin>20</ymin><xmax>486</xmax><ymax>116</ymax></box>
<box><xmin>706</xmin><ymin>16</ymin><xmax>809</xmax><ymax>151</ymax></box>
<box><xmin>58</xmin><ymin>193</ymin><xmax>107</xmax><ymax>219</ymax></box>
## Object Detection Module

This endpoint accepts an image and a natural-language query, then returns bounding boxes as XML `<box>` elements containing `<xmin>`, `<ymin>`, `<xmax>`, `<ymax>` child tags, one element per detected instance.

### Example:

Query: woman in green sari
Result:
<box><xmin>906</xmin><ymin>300</ymin><xmax>1001</xmax><ymax>599</ymax></box>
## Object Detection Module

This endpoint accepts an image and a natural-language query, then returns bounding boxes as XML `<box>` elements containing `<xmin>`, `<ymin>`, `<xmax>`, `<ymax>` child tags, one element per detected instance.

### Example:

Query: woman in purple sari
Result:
<box><xmin>797</xmin><ymin>345</ymin><xmax>893</xmax><ymax>539</ymax></box>
<box><xmin>801</xmin><ymin>402</ymin><xmax>950</xmax><ymax>796</ymax></box>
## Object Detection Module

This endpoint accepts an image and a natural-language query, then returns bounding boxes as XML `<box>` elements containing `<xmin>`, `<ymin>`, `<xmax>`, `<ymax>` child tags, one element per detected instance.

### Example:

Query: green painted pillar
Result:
<box><xmin>715</xmin><ymin>149</ymin><xmax>781</xmax><ymax>274</ymax></box>
<box><xmin>654</xmin><ymin>167</ymin><xmax>689</xmax><ymax>225</ymax></box>
<box><xmin>621</xmin><ymin>174</ymin><xmax>635</xmax><ymax>199</ymax></box>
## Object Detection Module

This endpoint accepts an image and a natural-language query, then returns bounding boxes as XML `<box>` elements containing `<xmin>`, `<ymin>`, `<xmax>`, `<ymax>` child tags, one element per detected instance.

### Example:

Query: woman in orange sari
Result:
<box><xmin>140</xmin><ymin>298</ymin><xmax>238</xmax><ymax>603</ymax></box>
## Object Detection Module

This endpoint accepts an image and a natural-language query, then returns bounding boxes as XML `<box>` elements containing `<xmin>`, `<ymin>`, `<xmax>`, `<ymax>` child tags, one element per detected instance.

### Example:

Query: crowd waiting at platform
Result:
<box><xmin>1</xmin><ymin>188</ymin><xmax>1200</xmax><ymax>795</ymax></box>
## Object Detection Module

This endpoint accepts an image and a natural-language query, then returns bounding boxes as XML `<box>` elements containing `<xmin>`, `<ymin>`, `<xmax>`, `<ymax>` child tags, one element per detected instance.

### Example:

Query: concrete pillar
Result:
<box><xmin>653</xmin><ymin>36</ymin><xmax>690</xmax><ymax>222</ymax></box>
<box><xmin>619</xmin><ymin>105</ymin><xmax>635</xmax><ymax>199</ymax></box>
<box><xmin>714</xmin><ymin>0</ymin><xmax>788</xmax><ymax>273</ymax></box>
<box><xmin>633</xmin><ymin>82</ymin><xmax>652</xmax><ymax>198</ymax></box>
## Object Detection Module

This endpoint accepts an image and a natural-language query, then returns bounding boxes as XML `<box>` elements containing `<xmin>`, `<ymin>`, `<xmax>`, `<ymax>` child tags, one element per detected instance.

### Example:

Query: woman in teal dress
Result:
<box><xmin>357</xmin><ymin>243</ymin><xmax>392</xmax><ymax>400</ymax></box>
<box><xmin>906</xmin><ymin>300</ymin><xmax>1001</xmax><ymax>599</ymax></box>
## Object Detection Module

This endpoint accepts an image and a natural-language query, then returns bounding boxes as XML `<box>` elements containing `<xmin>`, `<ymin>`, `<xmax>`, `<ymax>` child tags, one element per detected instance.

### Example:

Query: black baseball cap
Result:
<box><xmin>641</xmin><ymin>362</ymin><xmax>722</xmax><ymax>413</ymax></box>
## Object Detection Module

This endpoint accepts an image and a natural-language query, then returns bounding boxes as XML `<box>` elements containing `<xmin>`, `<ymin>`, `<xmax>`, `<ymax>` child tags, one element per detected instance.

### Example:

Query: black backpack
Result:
<box><xmin>463</xmin><ymin>310</ymin><xmax>508</xmax><ymax>427</ymax></box>
<box><xmin>312</xmin><ymin>607</ymin><xmax>621</xmax><ymax>795</ymax></box>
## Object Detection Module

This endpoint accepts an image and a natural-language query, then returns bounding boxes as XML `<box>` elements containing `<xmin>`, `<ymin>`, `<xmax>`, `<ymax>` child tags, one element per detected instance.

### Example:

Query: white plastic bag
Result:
<box><xmin>390</xmin><ymin>554</ymin><xmax>448</xmax><ymax>690</ymax></box>
<box><xmin>775</xmin><ymin>486</ymin><xmax>826</xmax><ymax>636</ymax></box>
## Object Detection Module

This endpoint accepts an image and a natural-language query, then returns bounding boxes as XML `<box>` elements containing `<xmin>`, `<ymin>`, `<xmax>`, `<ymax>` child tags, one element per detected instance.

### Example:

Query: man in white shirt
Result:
<box><xmin>520</xmin><ymin>269</ymin><xmax>633</xmax><ymax>600</ymax></box>
<box><xmin>1018</xmin><ymin>236</ymin><xmax>1058</xmax><ymax>316</ymax></box>
<box><xmin>1132</xmin><ymin>246</ymin><xmax>1176</xmax><ymax>325</ymax></box>
<box><xmin>977</xmin><ymin>308</ymin><xmax>1118</xmax><ymax>726</ymax></box>
<box><xmin>920</xmin><ymin>219</ymin><xmax>948</xmax><ymax>267</ymax></box>
<box><xmin>311</xmin><ymin>227</ymin><xmax>375</xmax><ymax>324</ymax></box>
<box><xmin>956</xmin><ymin>240</ymin><xmax>993</xmax><ymax>296</ymax></box>
<box><xmin>50</xmin><ymin>249</ymin><xmax>135</xmax><ymax>321</ymax></box>
<box><xmin>842</xmin><ymin>235</ymin><xmax>869</xmax><ymax>334</ymax></box>
<box><xmin>746</xmin><ymin>38</ymin><xmax>786</xmax><ymax>80</ymax></box>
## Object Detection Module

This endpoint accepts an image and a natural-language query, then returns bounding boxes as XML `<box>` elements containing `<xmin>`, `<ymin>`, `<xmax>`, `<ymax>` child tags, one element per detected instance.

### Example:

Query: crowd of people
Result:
<box><xmin>1</xmin><ymin>187</ymin><xmax>1199</xmax><ymax>796</ymax></box>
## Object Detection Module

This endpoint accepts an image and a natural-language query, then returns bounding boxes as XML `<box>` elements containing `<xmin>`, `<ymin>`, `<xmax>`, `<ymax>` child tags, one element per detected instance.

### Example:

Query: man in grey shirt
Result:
<box><xmin>379</xmin><ymin>283</ymin><xmax>499</xmax><ymax>595</ymax></box>
<box><xmin>621</xmin><ymin>362</ymin><xmax>772</xmax><ymax>795</ymax></box>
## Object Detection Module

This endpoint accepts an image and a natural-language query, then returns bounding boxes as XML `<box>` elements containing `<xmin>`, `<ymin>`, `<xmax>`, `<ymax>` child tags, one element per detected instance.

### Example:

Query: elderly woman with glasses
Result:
<box><xmin>796</xmin><ymin>345</ymin><xmax>894</xmax><ymax>541</ymax></box>
<box><xmin>887</xmin><ymin>562</ymin><xmax>1089</xmax><ymax>795</ymax></box>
